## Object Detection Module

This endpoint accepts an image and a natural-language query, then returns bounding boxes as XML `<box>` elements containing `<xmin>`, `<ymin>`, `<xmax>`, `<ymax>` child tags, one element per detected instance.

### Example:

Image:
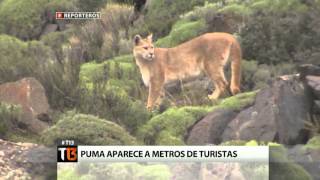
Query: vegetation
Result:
<box><xmin>138</xmin><ymin>91</ymin><xmax>257</xmax><ymax>145</ymax></box>
<box><xmin>0</xmin><ymin>0</ymin><xmax>319</xmax><ymax>178</ymax></box>
<box><xmin>270</xmin><ymin>146</ymin><xmax>312</xmax><ymax>180</ymax></box>
<box><xmin>41</xmin><ymin>112</ymin><xmax>137</xmax><ymax>146</ymax></box>
<box><xmin>0</xmin><ymin>103</ymin><xmax>22</xmax><ymax>138</ymax></box>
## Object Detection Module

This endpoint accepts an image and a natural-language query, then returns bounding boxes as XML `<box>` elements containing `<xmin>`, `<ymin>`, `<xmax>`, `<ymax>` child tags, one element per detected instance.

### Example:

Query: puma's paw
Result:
<box><xmin>208</xmin><ymin>93</ymin><xmax>219</xmax><ymax>100</ymax></box>
<box><xmin>146</xmin><ymin>105</ymin><xmax>153</xmax><ymax>111</ymax></box>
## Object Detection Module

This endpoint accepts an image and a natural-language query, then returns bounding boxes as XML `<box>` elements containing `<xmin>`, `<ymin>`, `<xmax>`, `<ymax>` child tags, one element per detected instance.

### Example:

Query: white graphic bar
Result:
<box><xmin>77</xmin><ymin>146</ymin><xmax>269</xmax><ymax>162</ymax></box>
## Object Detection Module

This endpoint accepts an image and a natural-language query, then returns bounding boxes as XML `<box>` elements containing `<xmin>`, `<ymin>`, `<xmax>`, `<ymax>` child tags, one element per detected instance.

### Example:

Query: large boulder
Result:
<box><xmin>222</xmin><ymin>75</ymin><xmax>312</xmax><ymax>145</ymax></box>
<box><xmin>0</xmin><ymin>78</ymin><xmax>50</xmax><ymax>134</ymax></box>
<box><xmin>186</xmin><ymin>109</ymin><xmax>237</xmax><ymax>145</ymax></box>
<box><xmin>305</xmin><ymin>75</ymin><xmax>320</xmax><ymax>99</ymax></box>
<box><xmin>185</xmin><ymin>91</ymin><xmax>257</xmax><ymax>145</ymax></box>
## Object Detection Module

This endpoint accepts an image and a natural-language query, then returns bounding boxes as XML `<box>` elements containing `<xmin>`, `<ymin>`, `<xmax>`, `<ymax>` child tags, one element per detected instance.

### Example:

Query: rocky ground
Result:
<box><xmin>0</xmin><ymin>139</ymin><xmax>56</xmax><ymax>180</ymax></box>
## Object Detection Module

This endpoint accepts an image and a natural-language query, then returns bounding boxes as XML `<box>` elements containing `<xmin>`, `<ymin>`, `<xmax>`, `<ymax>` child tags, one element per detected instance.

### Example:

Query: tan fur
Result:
<box><xmin>133</xmin><ymin>33</ymin><xmax>242</xmax><ymax>110</ymax></box>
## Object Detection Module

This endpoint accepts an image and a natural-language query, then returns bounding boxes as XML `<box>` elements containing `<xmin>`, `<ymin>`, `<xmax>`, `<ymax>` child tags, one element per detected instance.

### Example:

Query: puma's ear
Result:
<box><xmin>134</xmin><ymin>34</ymin><xmax>142</xmax><ymax>45</ymax></box>
<box><xmin>147</xmin><ymin>34</ymin><xmax>153</xmax><ymax>43</ymax></box>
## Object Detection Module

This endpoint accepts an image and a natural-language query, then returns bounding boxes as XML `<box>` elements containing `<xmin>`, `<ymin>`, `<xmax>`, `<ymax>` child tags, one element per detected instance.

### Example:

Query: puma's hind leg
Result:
<box><xmin>205</xmin><ymin>65</ymin><xmax>228</xmax><ymax>100</ymax></box>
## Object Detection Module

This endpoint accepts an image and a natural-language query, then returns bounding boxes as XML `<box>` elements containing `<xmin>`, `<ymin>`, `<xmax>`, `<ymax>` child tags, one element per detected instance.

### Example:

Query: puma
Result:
<box><xmin>133</xmin><ymin>33</ymin><xmax>242</xmax><ymax>110</ymax></box>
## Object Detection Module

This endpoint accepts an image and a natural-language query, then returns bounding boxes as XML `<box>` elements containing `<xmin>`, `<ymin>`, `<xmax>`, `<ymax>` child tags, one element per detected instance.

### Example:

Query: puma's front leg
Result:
<box><xmin>146</xmin><ymin>80</ymin><xmax>163</xmax><ymax>111</ymax></box>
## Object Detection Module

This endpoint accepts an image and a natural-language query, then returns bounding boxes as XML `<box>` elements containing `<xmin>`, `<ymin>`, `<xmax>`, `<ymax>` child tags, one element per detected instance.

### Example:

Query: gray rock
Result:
<box><xmin>222</xmin><ymin>75</ymin><xmax>311</xmax><ymax>145</ymax></box>
<box><xmin>306</xmin><ymin>75</ymin><xmax>320</xmax><ymax>99</ymax></box>
<box><xmin>186</xmin><ymin>109</ymin><xmax>237</xmax><ymax>145</ymax></box>
<box><xmin>298</xmin><ymin>64</ymin><xmax>320</xmax><ymax>80</ymax></box>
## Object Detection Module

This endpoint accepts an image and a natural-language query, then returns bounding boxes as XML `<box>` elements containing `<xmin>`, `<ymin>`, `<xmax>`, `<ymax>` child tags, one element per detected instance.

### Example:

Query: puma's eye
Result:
<box><xmin>143</xmin><ymin>47</ymin><xmax>148</xmax><ymax>50</ymax></box>
<box><xmin>151</xmin><ymin>46</ymin><xmax>154</xmax><ymax>49</ymax></box>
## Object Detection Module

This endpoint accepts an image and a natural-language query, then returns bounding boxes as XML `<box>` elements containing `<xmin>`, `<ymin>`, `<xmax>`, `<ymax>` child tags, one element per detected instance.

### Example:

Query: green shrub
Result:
<box><xmin>0</xmin><ymin>34</ymin><xmax>54</xmax><ymax>84</ymax></box>
<box><xmin>80</xmin><ymin>55</ymin><xmax>144</xmax><ymax>99</ymax></box>
<box><xmin>77</xmin><ymin>4</ymin><xmax>132</xmax><ymax>61</ymax></box>
<box><xmin>156</xmin><ymin>19</ymin><xmax>206</xmax><ymax>47</ymax></box>
<box><xmin>88</xmin><ymin>163</ymin><xmax>172</xmax><ymax>180</ymax></box>
<box><xmin>78</xmin><ymin>85</ymin><xmax>150</xmax><ymax>134</ymax></box>
<box><xmin>304</xmin><ymin>136</ymin><xmax>320</xmax><ymax>150</ymax></box>
<box><xmin>41</xmin><ymin>112</ymin><xmax>137</xmax><ymax>146</ymax></box>
<box><xmin>77</xmin><ymin>0</ymin><xmax>108</xmax><ymax>11</ymax></box>
<box><xmin>241</xmin><ymin>60</ymin><xmax>295</xmax><ymax>91</ymax></box>
<box><xmin>0</xmin><ymin>103</ymin><xmax>22</xmax><ymax>138</ymax></box>
<box><xmin>0</xmin><ymin>0</ymin><xmax>48</xmax><ymax>40</ymax></box>
<box><xmin>78</xmin><ymin>54</ymin><xmax>150</xmax><ymax>134</ymax></box>
<box><xmin>241</xmin><ymin>1</ymin><xmax>320</xmax><ymax>65</ymax></box>
<box><xmin>144</xmin><ymin>0</ymin><xmax>206</xmax><ymax>37</ymax></box>
<box><xmin>40</xmin><ymin>29</ymin><xmax>76</xmax><ymax>62</ymax></box>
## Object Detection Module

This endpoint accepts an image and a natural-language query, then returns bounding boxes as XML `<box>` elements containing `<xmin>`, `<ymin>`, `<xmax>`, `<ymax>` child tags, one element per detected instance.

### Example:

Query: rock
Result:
<box><xmin>306</xmin><ymin>75</ymin><xmax>320</xmax><ymax>99</ymax></box>
<box><xmin>270</xmin><ymin>146</ymin><xmax>313</xmax><ymax>180</ymax></box>
<box><xmin>0</xmin><ymin>78</ymin><xmax>50</xmax><ymax>134</ymax></box>
<box><xmin>199</xmin><ymin>163</ymin><xmax>245</xmax><ymax>180</ymax></box>
<box><xmin>222</xmin><ymin>75</ymin><xmax>312</xmax><ymax>145</ymax></box>
<box><xmin>313</xmin><ymin>100</ymin><xmax>320</xmax><ymax>114</ymax></box>
<box><xmin>0</xmin><ymin>139</ymin><xmax>55</xmax><ymax>179</ymax></box>
<box><xmin>287</xmin><ymin>144</ymin><xmax>320</xmax><ymax>180</ymax></box>
<box><xmin>298</xmin><ymin>64</ymin><xmax>320</xmax><ymax>80</ymax></box>
<box><xmin>186</xmin><ymin>109</ymin><xmax>237</xmax><ymax>145</ymax></box>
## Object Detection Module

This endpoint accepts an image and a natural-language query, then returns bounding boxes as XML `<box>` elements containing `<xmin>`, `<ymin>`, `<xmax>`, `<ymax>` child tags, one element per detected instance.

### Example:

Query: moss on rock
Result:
<box><xmin>217</xmin><ymin>91</ymin><xmax>258</xmax><ymax>111</ymax></box>
<box><xmin>304</xmin><ymin>135</ymin><xmax>320</xmax><ymax>150</ymax></box>
<box><xmin>270</xmin><ymin>146</ymin><xmax>312</xmax><ymax>180</ymax></box>
<box><xmin>138</xmin><ymin>106</ymin><xmax>212</xmax><ymax>145</ymax></box>
<box><xmin>41</xmin><ymin>112</ymin><xmax>137</xmax><ymax>146</ymax></box>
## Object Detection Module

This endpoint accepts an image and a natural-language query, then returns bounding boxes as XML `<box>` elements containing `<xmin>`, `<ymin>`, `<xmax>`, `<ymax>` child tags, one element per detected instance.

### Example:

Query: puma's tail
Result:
<box><xmin>229</xmin><ymin>41</ymin><xmax>242</xmax><ymax>95</ymax></box>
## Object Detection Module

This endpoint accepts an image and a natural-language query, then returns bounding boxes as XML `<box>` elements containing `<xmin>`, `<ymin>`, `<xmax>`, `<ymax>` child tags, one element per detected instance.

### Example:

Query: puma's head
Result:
<box><xmin>133</xmin><ymin>34</ymin><xmax>155</xmax><ymax>61</ymax></box>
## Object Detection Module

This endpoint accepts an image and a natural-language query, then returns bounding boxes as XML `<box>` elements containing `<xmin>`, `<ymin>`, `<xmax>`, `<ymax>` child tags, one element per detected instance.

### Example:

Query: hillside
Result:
<box><xmin>0</xmin><ymin>0</ymin><xmax>320</xmax><ymax>179</ymax></box>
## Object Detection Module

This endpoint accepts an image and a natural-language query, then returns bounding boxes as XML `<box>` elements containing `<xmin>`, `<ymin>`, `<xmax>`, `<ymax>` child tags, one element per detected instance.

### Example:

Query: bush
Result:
<box><xmin>80</xmin><ymin>55</ymin><xmax>145</xmax><ymax>99</ymax></box>
<box><xmin>0</xmin><ymin>103</ymin><xmax>22</xmax><ymax>138</ymax></box>
<box><xmin>144</xmin><ymin>0</ymin><xmax>206</xmax><ymax>37</ymax></box>
<box><xmin>156</xmin><ymin>19</ymin><xmax>206</xmax><ymax>47</ymax></box>
<box><xmin>0</xmin><ymin>34</ymin><xmax>54</xmax><ymax>84</ymax></box>
<box><xmin>0</xmin><ymin>0</ymin><xmax>48</xmax><ymax>40</ymax></box>
<box><xmin>41</xmin><ymin>112</ymin><xmax>137</xmax><ymax>146</ymax></box>
<box><xmin>78</xmin><ymin>85</ymin><xmax>150</xmax><ymax>134</ymax></box>
<box><xmin>78</xmin><ymin>54</ymin><xmax>151</xmax><ymax>134</ymax></box>
<box><xmin>241</xmin><ymin>1</ymin><xmax>320</xmax><ymax>65</ymax></box>
<box><xmin>77</xmin><ymin>3</ymin><xmax>133</xmax><ymax>61</ymax></box>
<box><xmin>40</xmin><ymin>29</ymin><xmax>76</xmax><ymax>62</ymax></box>
<box><xmin>241</xmin><ymin>60</ymin><xmax>295</xmax><ymax>91</ymax></box>
<box><xmin>88</xmin><ymin>163</ymin><xmax>172</xmax><ymax>180</ymax></box>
